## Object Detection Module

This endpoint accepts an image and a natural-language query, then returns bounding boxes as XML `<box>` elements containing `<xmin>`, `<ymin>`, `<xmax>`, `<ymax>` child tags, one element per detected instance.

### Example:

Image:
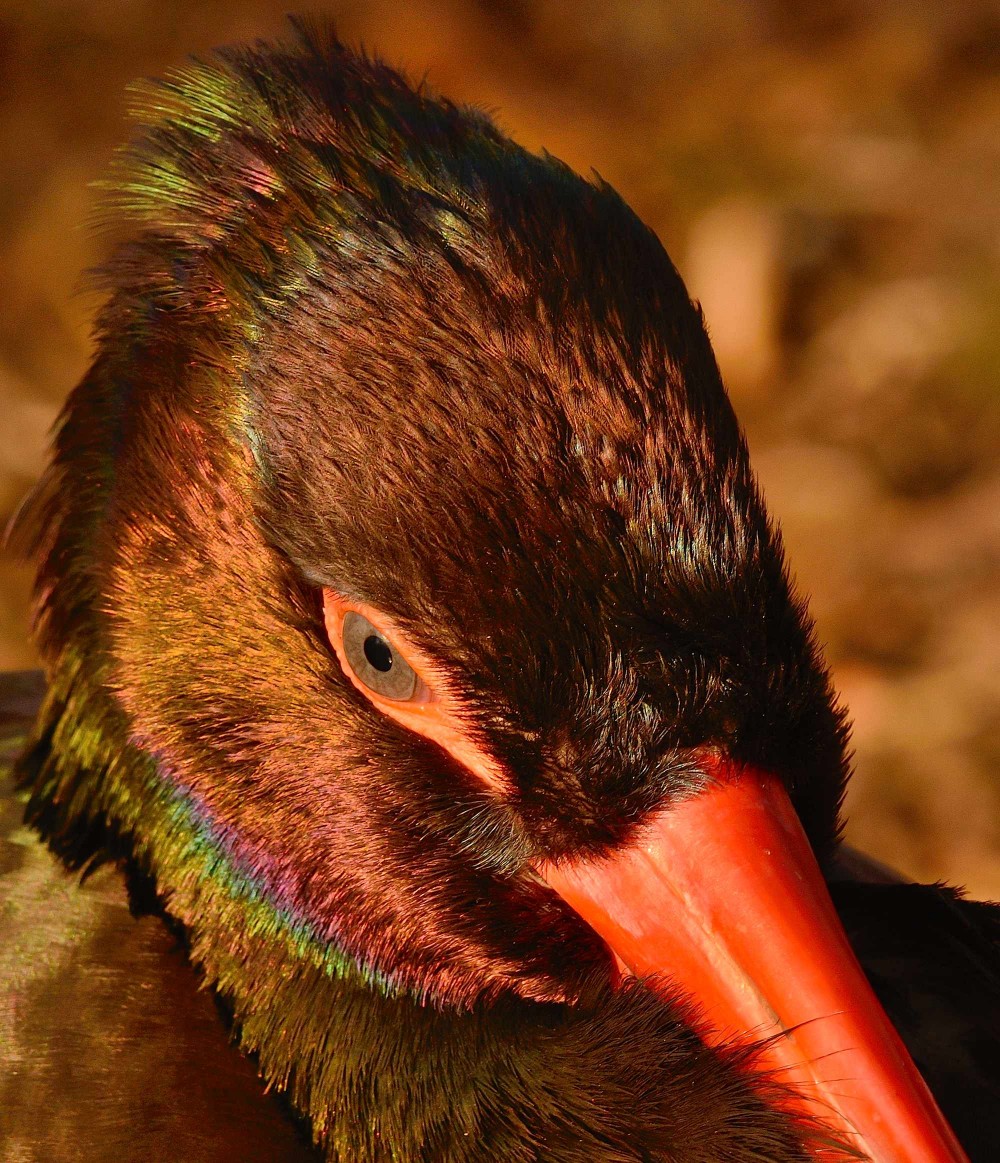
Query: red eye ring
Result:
<box><xmin>322</xmin><ymin>590</ymin><xmax>439</xmax><ymax>714</ymax></box>
<box><xmin>321</xmin><ymin>588</ymin><xmax>510</xmax><ymax>795</ymax></box>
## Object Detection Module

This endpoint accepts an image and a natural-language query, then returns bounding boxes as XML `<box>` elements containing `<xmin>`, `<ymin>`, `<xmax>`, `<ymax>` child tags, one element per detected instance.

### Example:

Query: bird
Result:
<box><xmin>2</xmin><ymin>21</ymin><xmax>998</xmax><ymax>1163</ymax></box>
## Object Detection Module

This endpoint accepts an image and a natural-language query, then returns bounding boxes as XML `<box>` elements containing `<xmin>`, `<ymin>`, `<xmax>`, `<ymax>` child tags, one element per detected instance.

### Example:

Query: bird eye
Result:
<box><xmin>341</xmin><ymin>610</ymin><xmax>418</xmax><ymax>702</ymax></box>
<box><xmin>321</xmin><ymin>588</ymin><xmax>509</xmax><ymax>793</ymax></box>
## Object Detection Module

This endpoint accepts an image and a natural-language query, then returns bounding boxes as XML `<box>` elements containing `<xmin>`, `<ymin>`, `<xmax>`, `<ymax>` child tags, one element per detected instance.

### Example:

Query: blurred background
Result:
<box><xmin>1</xmin><ymin>1</ymin><xmax>998</xmax><ymax>896</ymax></box>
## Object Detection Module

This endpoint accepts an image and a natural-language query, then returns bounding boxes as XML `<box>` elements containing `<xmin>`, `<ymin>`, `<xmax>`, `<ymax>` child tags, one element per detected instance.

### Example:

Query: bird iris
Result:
<box><xmin>342</xmin><ymin>610</ymin><xmax>417</xmax><ymax>701</ymax></box>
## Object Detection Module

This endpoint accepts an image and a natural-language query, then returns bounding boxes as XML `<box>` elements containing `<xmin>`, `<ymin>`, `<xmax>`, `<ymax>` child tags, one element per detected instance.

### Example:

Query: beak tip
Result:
<box><xmin>538</xmin><ymin>766</ymin><xmax>969</xmax><ymax>1163</ymax></box>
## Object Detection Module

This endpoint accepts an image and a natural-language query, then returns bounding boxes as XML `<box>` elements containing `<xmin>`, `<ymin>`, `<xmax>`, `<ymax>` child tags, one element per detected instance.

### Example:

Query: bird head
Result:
<box><xmin>14</xmin><ymin>23</ymin><xmax>965</xmax><ymax>1163</ymax></box>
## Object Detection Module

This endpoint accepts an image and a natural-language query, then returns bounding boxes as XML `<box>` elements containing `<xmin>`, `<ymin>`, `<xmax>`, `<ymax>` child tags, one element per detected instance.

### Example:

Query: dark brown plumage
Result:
<box><xmin>3</xmin><ymin>23</ymin><xmax>997</xmax><ymax>1162</ymax></box>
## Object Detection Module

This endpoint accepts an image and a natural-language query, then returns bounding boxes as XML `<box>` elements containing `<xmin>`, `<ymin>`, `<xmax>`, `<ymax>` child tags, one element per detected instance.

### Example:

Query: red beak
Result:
<box><xmin>537</xmin><ymin>759</ymin><xmax>968</xmax><ymax>1162</ymax></box>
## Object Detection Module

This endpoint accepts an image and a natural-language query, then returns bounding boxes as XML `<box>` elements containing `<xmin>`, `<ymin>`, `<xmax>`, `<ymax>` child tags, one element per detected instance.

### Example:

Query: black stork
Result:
<box><xmin>1</xmin><ymin>23</ymin><xmax>998</xmax><ymax>1163</ymax></box>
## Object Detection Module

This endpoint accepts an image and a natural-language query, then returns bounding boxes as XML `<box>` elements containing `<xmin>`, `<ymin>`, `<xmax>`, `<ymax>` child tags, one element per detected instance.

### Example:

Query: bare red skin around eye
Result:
<box><xmin>321</xmin><ymin>588</ymin><xmax>510</xmax><ymax>794</ymax></box>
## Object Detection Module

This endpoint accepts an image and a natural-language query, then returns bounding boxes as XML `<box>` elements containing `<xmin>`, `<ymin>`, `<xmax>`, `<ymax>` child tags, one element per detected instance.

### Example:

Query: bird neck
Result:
<box><xmin>14</xmin><ymin>657</ymin><xmax>450</xmax><ymax>1144</ymax></box>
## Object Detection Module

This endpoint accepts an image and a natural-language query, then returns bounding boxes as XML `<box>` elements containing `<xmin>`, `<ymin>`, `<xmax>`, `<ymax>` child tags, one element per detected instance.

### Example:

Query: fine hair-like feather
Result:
<box><xmin>11</xmin><ymin>21</ymin><xmax>855</xmax><ymax>1161</ymax></box>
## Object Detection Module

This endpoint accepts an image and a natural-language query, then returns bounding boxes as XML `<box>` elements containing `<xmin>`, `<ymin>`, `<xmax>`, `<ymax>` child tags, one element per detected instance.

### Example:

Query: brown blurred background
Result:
<box><xmin>1</xmin><ymin>1</ymin><xmax>998</xmax><ymax>896</ymax></box>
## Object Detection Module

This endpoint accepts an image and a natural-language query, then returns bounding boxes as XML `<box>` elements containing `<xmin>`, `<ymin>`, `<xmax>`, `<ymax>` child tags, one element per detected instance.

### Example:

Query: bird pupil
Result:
<box><xmin>363</xmin><ymin>634</ymin><xmax>393</xmax><ymax>672</ymax></box>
